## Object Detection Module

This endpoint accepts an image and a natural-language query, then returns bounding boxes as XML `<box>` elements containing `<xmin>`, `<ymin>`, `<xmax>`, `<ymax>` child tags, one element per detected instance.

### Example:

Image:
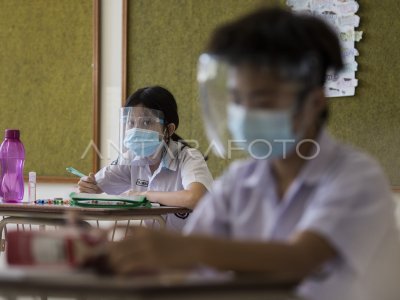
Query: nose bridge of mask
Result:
<box><xmin>245</xmin><ymin>106</ymin><xmax>294</xmax><ymax>141</ymax></box>
<box><xmin>247</xmin><ymin>106</ymin><xmax>292</xmax><ymax>124</ymax></box>
<box><xmin>125</xmin><ymin>127</ymin><xmax>160</xmax><ymax>139</ymax></box>
<box><xmin>228</xmin><ymin>103</ymin><xmax>294</xmax><ymax>137</ymax></box>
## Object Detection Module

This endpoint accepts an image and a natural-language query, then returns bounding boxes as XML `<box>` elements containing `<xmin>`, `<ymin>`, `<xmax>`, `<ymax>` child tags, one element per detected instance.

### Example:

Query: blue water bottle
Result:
<box><xmin>0</xmin><ymin>129</ymin><xmax>25</xmax><ymax>203</ymax></box>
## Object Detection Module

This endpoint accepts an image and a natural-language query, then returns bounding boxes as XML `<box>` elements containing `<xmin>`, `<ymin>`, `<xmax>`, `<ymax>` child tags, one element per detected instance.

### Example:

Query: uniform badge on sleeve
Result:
<box><xmin>175</xmin><ymin>212</ymin><xmax>190</xmax><ymax>219</ymax></box>
<box><xmin>136</xmin><ymin>179</ymin><xmax>149</xmax><ymax>187</ymax></box>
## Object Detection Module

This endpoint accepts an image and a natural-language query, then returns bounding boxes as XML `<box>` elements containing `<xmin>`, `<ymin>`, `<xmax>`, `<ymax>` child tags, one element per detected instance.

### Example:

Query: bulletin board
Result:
<box><xmin>124</xmin><ymin>0</ymin><xmax>282</xmax><ymax>178</ymax></box>
<box><xmin>124</xmin><ymin>0</ymin><xmax>400</xmax><ymax>187</ymax></box>
<box><xmin>0</xmin><ymin>0</ymin><xmax>100</xmax><ymax>182</ymax></box>
<box><xmin>328</xmin><ymin>0</ymin><xmax>400</xmax><ymax>187</ymax></box>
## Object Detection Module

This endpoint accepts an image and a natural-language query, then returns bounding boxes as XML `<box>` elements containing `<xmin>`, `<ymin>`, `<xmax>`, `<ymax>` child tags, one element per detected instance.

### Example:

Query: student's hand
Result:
<box><xmin>107</xmin><ymin>227</ymin><xmax>199</xmax><ymax>275</ymax></box>
<box><xmin>78</xmin><ymin>173</ymin><xmax>103</xmax><ymax>194</ymax></box>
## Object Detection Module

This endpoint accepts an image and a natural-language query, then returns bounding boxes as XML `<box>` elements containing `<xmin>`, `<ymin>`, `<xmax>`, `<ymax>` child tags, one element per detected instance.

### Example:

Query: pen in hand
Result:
<box><xmin>78</xmin><ymin>174</ymin><xmax>103</xmax><ymax>194</ymax></box>
<box><xmin>66</xmin><ymin>167</ymin><xmax>87</xmax><ymax>178</ymax></box>
<box><xmin>67</xmin><ymin>167</ymin><xmax>103</xmax><ymax>194</ymax></box>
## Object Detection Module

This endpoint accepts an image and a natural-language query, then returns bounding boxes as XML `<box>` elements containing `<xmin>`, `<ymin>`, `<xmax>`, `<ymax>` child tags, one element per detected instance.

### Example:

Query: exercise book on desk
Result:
<box><xmin>69</xmin><ymin>192</ymin><xmax>152</xmax><ymax>209</ymax></box>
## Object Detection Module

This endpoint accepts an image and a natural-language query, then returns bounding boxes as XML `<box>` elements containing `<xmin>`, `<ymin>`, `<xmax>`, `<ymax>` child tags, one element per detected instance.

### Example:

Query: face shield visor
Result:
<box><xmin>197</xmin><ymin>53</ymin><xmax>322</xmax><ymax>159</ymax></box>
<box><xmin>118</xmin><ymin>107</ymin><xmax>166</xmax><ymax>164</ymax></box>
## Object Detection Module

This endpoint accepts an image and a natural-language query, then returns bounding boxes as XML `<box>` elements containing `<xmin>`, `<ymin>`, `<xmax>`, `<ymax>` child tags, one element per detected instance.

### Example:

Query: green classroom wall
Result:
<box><xmin>127</xmin><ymin>0</ymin><xmax>400</xmax><ymax>185</ymax></box>
<box><xmin>0</xmin><ymin>0</ymin><xmax>94</xmax><ymax>178</ymax></box>
<box><xmin>329</xmin><ymin>0</ymin><xmax>400</xmax><ymax>186</ymax></box>
<box><xmin>127</xmin><ymin>0</ymin><xmax>282</xmax><ymax>178</ymax></box>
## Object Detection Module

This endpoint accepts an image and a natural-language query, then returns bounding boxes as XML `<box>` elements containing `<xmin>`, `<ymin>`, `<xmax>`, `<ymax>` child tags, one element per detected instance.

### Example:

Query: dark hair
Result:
<box><xmin>206</xmin><ymin>7</ymin><xmax>344</xmax><ymax>123</ymax></box>
<box><xmin>125</xmin><ymin>85</ymin><xmax>190</xmax><ymax>147</ymax></box>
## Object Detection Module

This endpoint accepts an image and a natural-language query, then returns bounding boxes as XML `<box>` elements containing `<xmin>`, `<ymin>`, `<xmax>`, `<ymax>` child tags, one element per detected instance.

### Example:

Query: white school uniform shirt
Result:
<box><xmin>184</xmin><ymin>129</ymin><xmax>400</xmax><ymax>300</ymax></box>
<box><xmin>95</xmin><ymin>140</ymin><xmax>213</xmax><ymax>231</ymax></box>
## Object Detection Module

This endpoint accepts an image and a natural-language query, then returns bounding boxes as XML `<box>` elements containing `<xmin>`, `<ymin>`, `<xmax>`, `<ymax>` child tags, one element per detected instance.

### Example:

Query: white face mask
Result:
<box><xmin>227</xmin><ymin>103</ymin><xmax>300</xmax><ymax>159</ymax></box>
<box><xmin>123</xmin><ymin>128</ymin><xmax>163</xmax><ymax>157</ymax></box>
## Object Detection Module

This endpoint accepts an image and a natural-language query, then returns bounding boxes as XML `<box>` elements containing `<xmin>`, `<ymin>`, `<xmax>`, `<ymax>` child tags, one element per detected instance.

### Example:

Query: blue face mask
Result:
<box><xmin>227</xmin><ymin>103</ymin><xmax>299</xmax><ymax>159</ymax></box>
<box><xmin>123</xmin><ymin>128</ymin><xmax>163</xmax><ymax>157</ymax></box>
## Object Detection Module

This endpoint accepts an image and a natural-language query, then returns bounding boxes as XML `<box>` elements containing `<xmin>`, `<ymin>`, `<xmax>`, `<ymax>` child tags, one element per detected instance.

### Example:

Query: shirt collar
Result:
<box><xmin>130</xmin><ymin>140</ymin><xmax>180</xmax><ymax>171</ymax></box>
<box><xmin>160</xmin><ymin>140</ymin><xmax>180</xmax><ymax>171</ymax></box>
<box><xmin>296</xmin><ymin>129</ymin><xmax>338</xmax><ymax>185</ymax></box>
<box><xmin>242</xmin><ymin>128</ymin><xmax>337</xmax><ymax>187</ymax></box>
<box><xmin>242</xmin><ymin>159</ymin><xmax>270</xmax><ymax>187</ymax></box>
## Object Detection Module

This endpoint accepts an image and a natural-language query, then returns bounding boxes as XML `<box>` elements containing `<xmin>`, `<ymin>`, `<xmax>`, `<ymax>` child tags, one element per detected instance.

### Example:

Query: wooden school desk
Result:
<box><xmin>0</xmin><ymin>267</ymin><xmax>299</xmax><ymax>300</ymax></box>
<box><xmin>0</xmin><ymin>203</ymin><xmax>191</xmax><ymax>251</ymax></box>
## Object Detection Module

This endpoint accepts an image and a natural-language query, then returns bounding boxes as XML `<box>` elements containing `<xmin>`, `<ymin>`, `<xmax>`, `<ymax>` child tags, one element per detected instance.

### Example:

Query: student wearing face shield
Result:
<box><xmin>104</xmin><ymin>8</ymin><xmax>400</xmax><ymax>300</ymax></box>
<box><xmin>78</xmin><ymin>86</ymin><xmax>213</xmax><ymax>231</ymax></box>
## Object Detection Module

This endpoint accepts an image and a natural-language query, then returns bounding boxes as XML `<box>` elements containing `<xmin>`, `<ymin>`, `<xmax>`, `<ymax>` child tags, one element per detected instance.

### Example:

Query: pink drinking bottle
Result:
<box><xmin>0</xmin><ymin>129</ymin><xmax>25</xmax><ymax>203</ymax></box>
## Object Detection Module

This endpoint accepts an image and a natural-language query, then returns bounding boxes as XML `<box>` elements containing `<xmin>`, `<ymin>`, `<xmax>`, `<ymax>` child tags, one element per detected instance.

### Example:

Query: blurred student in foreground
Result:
<box><xmin>105</xmin><ymin>8</ymin><xmax>400</xmax><ymax>300</ymax></box>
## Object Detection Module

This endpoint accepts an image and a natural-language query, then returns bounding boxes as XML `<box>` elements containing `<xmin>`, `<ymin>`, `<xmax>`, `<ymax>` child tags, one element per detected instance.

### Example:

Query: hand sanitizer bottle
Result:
<box><xmin>29</xmin><ymin>171</ymin><xmax>36</xmax><ymax>203</ymax></box>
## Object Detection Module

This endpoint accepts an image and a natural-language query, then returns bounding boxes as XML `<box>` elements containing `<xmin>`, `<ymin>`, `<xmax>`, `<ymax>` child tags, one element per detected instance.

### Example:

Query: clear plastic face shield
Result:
<box><xmin>197</xmin><ymin>53</ymin><xmax>322</xmax><ymax>159</ymax></box>
<box><xmin>118</xmin><ymin>107</ymin><xmax>166</xmax><ymax>164</ymax></box>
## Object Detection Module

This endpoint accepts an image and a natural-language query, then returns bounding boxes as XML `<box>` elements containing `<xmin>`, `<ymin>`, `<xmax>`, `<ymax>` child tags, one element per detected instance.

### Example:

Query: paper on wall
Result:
<box><xmin>286</xmin><ymin>0</ymin><xmax>362</xmax><ymax>98</ymax></box>
<box><xmin>338</xmin><ymin>15</ymin><xmax>360</xmax><ymax>27</ymax></box>
<box><xmin>334</xmin><ymin>1</ymin><xmax>359</xmax><ymax>15</ymax></box>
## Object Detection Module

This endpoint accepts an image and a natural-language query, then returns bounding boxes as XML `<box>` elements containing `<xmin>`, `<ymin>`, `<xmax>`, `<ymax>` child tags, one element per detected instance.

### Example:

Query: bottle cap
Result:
<box><xmin>29</xmin><ymin>171</ymin><xmax>36</xmax><ymax>182</ymax></box>
<box><xmin>5</xmin><ymin>129</ymin><xmax>20</xmax><ymax>139</ymax></box>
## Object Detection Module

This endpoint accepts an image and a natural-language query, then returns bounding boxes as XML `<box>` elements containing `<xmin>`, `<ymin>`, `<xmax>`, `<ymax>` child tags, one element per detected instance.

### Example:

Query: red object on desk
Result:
<box><xmin>7</xmin><ymin>229</ymin><xmax>105</xmax><ymax>267</ymax></box>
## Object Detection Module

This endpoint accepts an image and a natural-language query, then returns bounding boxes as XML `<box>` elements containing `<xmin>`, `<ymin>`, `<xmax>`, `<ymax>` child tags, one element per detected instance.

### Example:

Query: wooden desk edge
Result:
<box><xmin>0</xmin><ymin>273</ymin><xmax>297</xmax><ymax>297</ymax></box>
<box><xmin>0</xmin><ymin>204</ymin><xmax>191</xmax><ymax>217</ymax></box>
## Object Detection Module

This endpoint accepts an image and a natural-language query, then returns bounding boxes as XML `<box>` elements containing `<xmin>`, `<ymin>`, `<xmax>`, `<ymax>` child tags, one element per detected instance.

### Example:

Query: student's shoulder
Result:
<box><xmin>326</xmin><ymin>141</ymin><xmax>391</xmax><ymax>194</ymax></box>
<box><xmin>176</xmin><ymin>144</ymin><xmax>207</xmax><ymax>162</ymax></box>
<box><xmin>339</xmin><ymin>143</ymin><xmax>386</xmax><ymax>179</ymax></box>
<box><xmin>180</xmin><ymin>146</ymin><xmax>203</xmax><ymax>157</ymax></box>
